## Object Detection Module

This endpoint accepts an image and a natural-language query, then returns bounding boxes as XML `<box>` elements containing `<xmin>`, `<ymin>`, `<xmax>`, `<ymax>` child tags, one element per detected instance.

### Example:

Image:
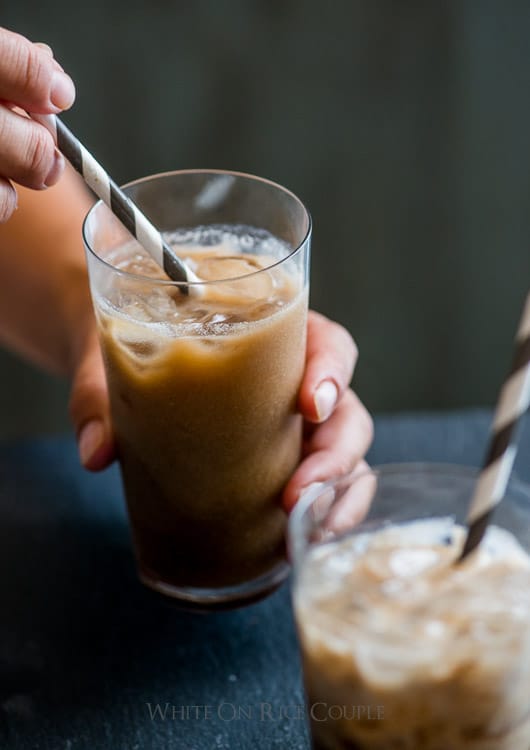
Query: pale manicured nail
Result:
<box><xmin>298</xmin><ymin>481</ymin><xmax>325</xmax><ymax>502</ymax></box>
<box><xmin>32</xmin><ymin>112</ymin><xmax>58</xmax><ymax>141</ymax></box>
<box><xmin>298</xmin><ymin>482</ymin><xmax>336</xmax><ymax>519</ymax></box>
<box><xmin>79</xmin><ymin>420</ymin><xmax>104</xmax><ymax>466</ymax></box>
<box><xmin>44</xmin><ymin>149</ymin><xmax>65</xmax><ymax>187</ymax></box>
<box><xmin>35</xmin><ymin>42</ymin><xmax>54</xmax><ymax>56</ymax></box>
<box><xmin>50</xmin><ymin>70</ymin><xmax>76</xmax><ymax>110</ymax></box>
<box><xmin>314</xmin><ymin>380</ymin><xmax>339</xmax><ymax>422</ymax></box>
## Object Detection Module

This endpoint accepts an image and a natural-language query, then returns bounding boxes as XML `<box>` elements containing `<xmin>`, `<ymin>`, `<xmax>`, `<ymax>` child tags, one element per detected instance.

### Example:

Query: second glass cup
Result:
<box><xmin>83</xmin><ymin>170</ymin><xmax>311</xmax><ymax>609</ymax></box>
<box><xmin>289</xmin><ymin>464</ymin><xmax>530</xmax><ymax>749</ymax></box>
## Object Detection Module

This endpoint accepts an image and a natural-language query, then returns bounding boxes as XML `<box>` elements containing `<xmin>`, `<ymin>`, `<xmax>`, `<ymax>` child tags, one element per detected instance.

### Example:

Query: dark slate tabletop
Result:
<box><xmin>1</xmin><ymin>409</ymin><xmax>530</xmax><ymax>750</ymax></box>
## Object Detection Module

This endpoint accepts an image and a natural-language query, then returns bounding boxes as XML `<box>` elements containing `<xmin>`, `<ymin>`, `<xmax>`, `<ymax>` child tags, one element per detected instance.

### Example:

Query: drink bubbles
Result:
<box><xmin>97</xmin><ymin>224</ymin><xmax>295</xmax><ymax>334</ymax></box>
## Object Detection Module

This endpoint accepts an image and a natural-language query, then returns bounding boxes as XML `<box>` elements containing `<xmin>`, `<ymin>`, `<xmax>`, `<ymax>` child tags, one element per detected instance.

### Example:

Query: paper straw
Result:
<box><xmin>48</xmin><ymin>116</ymin><xmax>200</xmax><ymax>288</ymax></box>
<box><xmin>460</xmin><ymin>291</ymin><xmax>530</xmax><ymax>560</ymax></box>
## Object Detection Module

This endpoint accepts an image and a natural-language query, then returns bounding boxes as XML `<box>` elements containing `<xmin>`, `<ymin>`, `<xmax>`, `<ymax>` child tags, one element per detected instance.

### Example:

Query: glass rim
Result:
<box><xmin>288</xmin><ymin>461</ymin><xmax>530</xmax><ymax>540</ymax></box>
<box><xmin>82</xmin><ymin>168</ymin><xmax>312</xmax><ymax>288</ymax></box>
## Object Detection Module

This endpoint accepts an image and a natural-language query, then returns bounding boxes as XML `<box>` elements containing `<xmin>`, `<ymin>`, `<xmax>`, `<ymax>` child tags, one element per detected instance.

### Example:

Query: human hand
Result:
<box><xmin>282</xmin><ymin>310</ymin><xmax>373</xmax><ymax>512</ymax></box>
<box><xmin>69</xmin><ymin>321</ymin><xmax>116</xmax><ymax>472</ymax></box>
<box><xmin>0</xmin><ymin>26</ymin><xmax>75</xmax><ymax>222</ymax></box>
<box><xmin>69</xmin><ymin>310</ymin><xmax>373</xmax><ymax>515</ymax></box>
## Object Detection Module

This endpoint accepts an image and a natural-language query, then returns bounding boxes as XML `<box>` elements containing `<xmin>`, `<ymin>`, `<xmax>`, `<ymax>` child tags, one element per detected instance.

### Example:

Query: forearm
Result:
<box><xmin>0</xmin><ymin>165</ymin><xmax>95</xmax><ymax>377</ymax></box>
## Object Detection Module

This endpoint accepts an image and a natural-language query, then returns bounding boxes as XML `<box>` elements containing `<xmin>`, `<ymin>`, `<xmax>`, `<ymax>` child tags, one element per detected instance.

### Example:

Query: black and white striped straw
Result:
<box><xmin>460</xmin><ymin>291</ymin><xmax>530</xmax><ymax>560</ymax></box>
<box><xmin>51</xmin><ymin>116</ymin><xmax>200</xmax><ymax>289</ymax></box>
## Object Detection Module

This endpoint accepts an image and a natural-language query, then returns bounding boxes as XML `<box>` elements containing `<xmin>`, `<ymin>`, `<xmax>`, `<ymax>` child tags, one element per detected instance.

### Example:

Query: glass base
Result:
<box><xmin>138</xmin><ymin>560</ymin><xmax>290</xmax><ymax>611</ymax></box>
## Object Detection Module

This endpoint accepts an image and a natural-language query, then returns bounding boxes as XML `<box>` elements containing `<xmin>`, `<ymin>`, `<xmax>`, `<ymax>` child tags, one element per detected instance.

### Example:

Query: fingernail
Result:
<box><xmin>50</xmin><ymin>71</ymin><xmax>76</xmax><ymax>110</ymax></box>
<box><xmin>44</xmin><ymin>149</ymin><xmax>65</xmax><ymax>188</ymax></box>
<box><xmin>32</xmin><ymin>112</ymin><xmax>58</xmax><ymax>141</ymax></box>
<box><xmin>79</xmin><ymin>420</ymin><xmax>104</xmax><ymax>467</ymax></box>
<box><xmin>299</xmin><ymin>482</ymin><xmax>335</xmax><ymax>519</ymax></box>
<box><xmin>35</xmin><ymin>42</ymin><xmax>54</xmax><ymax>57</ymax></box>
<box><xmin>314</xmin><ymin>380</ymin><xmax>338</xmax><ymax>422</ymax></box>
<box><xmin>298</xmin><ymin>482</ymin><xmax>325</xmax><ymax>502</ymax></box>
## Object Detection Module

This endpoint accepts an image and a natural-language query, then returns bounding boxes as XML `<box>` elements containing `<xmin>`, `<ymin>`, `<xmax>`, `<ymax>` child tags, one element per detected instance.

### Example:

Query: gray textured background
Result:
<box><xmin>1</xmin><ymin>1</ymin><xmax>530</xmax><ymax>437</ymax></box>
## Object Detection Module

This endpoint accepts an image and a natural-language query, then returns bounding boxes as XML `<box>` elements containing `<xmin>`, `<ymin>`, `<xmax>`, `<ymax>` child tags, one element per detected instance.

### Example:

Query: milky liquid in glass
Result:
<box><xmin>94</xmin><ymin>225</ymin><xmax>307</xmax><ymax>604</ymax></box>
<box><xmin>294</xmin><ymin>518</ymin><xmax>530</xmax><ymax>750</ymax></box>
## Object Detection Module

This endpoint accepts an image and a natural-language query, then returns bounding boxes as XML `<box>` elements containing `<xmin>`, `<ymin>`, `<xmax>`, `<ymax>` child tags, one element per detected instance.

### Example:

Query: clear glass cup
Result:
<box><xmin>83</xmin><ymin>170</ymin><xmax>311</xmax><ymax>609</ymax></box>
<box><xmin>289</xmin><ymin>463</ymin><xmax>530</xmax><ymax>749</ymax></box>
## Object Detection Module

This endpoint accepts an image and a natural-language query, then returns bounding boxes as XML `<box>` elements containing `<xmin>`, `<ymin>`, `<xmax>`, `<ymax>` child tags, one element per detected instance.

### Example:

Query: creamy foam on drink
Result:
<box><xmin>295</xmin><ymin>519</ymin><xmax>530</xmax><ymax>749</ymax></box>
<box><xmin>94</xmin><ymin>225</ymin><xmax>307</xmax><ymax>597</ymax></box>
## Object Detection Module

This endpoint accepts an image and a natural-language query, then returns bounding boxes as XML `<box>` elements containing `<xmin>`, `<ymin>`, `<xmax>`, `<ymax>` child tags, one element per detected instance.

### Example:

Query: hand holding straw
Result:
<box><xmin>36</xmin><ymin>114</ymin><xmax>200</xmax><ymax>290</ymax></box>
<box><xmin>460</xmin><ymin>291</ymin><xmax>530</xmax><ymax>560</ymax></box>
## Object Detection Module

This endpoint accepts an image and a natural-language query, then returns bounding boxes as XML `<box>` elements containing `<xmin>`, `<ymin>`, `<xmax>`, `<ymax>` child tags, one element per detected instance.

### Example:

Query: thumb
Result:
<box><xmin>69</xmin><ymin>331</ymin><xmax>115</xmax><ymax>471</ymax></box>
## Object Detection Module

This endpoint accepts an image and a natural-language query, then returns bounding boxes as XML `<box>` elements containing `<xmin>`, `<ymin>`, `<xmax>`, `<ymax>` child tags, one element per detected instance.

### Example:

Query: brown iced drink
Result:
<box><xmin>294</xmin><ymin>518</ymin><xmax>530</xmax><ymax>750</ymax></box>
<box><xmin>94</xmin><ymin>229</ymin><xmax>307</xmax><ymax>602</ymax></box>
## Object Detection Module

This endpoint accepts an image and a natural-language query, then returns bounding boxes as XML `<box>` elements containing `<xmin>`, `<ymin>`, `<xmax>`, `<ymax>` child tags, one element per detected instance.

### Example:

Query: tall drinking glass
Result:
<box><xmin>289</xmin><ymin>463</ymin><xmax>530</xmax><ymax>749</ymax></box>
<box><xmin>84</xmin><ymin>170</ymin><xmax>311</xmax><ymax>609</ymax></box>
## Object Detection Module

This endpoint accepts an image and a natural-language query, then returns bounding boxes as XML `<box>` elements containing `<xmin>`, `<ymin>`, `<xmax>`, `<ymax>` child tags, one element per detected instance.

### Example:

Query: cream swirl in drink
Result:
<box><xmin>294</xmin><ymin>518</ymin><xmax>530</xmax><ymax>750</ymax></box>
